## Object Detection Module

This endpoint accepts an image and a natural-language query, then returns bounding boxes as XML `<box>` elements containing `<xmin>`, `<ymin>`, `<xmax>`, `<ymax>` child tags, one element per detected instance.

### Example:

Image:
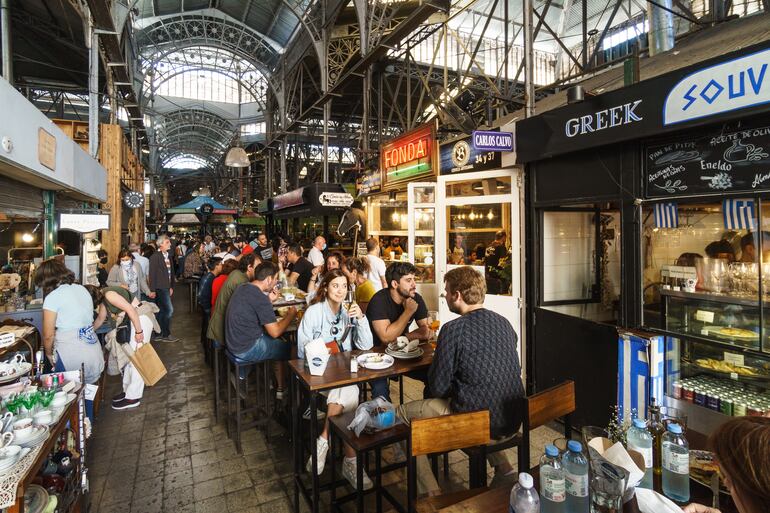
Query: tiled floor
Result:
<box><xmin>88</xmin><ymin>286</ymin><xmax>560</xmax><ymax>513</ymax></box>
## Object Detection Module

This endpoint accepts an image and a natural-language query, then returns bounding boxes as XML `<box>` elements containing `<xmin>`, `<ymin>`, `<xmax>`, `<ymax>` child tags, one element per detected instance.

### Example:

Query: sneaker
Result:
<box><xmin>164</xmin><ymin>335</ymin><xmax>180</xmax><ymax>343</ymax></box>
<box><xmin>302</xmin><ymin>406</ymin><xmax>326</xmax><ymax>420</ymax></box>
<box><xmin>112</xmin><ymin>398</ymin><xmax>141</xmax><ymax>410</ymax></box>
<box><xmin>154</xmin><ymin>336</ymin><xmax>168</xmax><ymax>342</ymax></box>
<box><xmin>342</xmin><ymin>457</ymin><xmax>373</xmax><ymax>490</ymax></box>
<box><xmin>391</xmin><ymin>442</ymin><xmax>406</xmax><ymax>463</ymax></box>
<box><xmin>111</xmin><ymin>392</ymin><xmax>126</xmax><ymax>404</ymax></box>
<box><xmin>305</xmin><ymin>436</ymin><xmax>329</xmax><ymax>475</ymax></box>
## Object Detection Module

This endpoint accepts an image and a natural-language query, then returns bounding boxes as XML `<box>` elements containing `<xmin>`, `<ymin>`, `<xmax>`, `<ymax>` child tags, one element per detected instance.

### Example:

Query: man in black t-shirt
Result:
<box><xmin>366</xmin><ymin>262</ymin><xmax>432</xmax><ymax>400</ymax></box>
<box><xmin>286</xmin><ymin>243</ymin><xmax>314</xmax><ymax>292</ymax></box>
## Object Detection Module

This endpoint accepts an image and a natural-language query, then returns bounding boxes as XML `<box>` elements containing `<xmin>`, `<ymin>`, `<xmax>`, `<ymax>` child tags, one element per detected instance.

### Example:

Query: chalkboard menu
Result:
<box><xmin>645</xmin><ymin>124</ymin><xmax>770</xmax><ymax>198</ymax></box>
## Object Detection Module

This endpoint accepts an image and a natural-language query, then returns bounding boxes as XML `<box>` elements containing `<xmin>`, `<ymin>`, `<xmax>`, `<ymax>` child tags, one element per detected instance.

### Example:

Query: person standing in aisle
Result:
<box><xmin>397</xmin><ymin>266</ymin><xmax>524</xmax><ymax>495</ymax></box>
<box><xmin>96</xmin><ymin>249</ymin><xmax>109</xmax><ymax>287</ymax></box>
<box><xmin>148</xmin><ymin>234</ymin><xmax>177</xmax><ymax>342</ymax></box>
<box><xmin>308</xmin><ymin>236</ymin><xmax>326</xmax><ymax>267</ymax></box>
<box><xmin>129</xmin><ymin>243</ymin><xmax>150</xmax><ymax>277</ymax></box>
<box><xmin>106</xmin><ymin>249</ymin><xmax>153</xmax><ymax>300</ymax></box>
<box><xmin>365</xmin><ymin>237</ymin><xmax>387</xmax><ymax>291</ymax></box>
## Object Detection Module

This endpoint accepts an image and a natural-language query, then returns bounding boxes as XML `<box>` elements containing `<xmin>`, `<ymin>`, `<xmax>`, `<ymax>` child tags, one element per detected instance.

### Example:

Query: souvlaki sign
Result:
<box><xmin>664</xmin><ymin>47</ymin><xmax>770</xmax><ymax>126</ymax></box>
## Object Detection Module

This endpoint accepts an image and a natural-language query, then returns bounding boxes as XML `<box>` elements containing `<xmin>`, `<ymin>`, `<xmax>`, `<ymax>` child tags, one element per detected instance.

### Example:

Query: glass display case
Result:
<box><xmin>367</xmin><ymin>190</ymin><xmax>407</xmax><ymax>264</ymax></box>
<box><xmin>408</xmin><ymin>184</ymin><xmax>435</xmax><ymax>284</ymax></box>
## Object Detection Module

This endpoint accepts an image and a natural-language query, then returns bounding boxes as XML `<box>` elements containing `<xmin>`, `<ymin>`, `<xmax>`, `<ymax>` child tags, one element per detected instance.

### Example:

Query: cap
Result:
<box><xmin>667</xmin><ymin>423</ymin><xmax>683</xmax><ymax>434</ymax></box>
<box><xmin>518</xmin><ymin>472</ymin><xmax>534</xmax><ymax>489</ymax></box>
<box><xmin>567</xmin><ymin>440</ymin><xmax>583</xmax><ymax>453</ymax></box>
<box><xmin>241</xmin><ymin>245</ymin><xmax>254</xmax><ymax>256</ymax></box>
<box><xmin>633</xmin><ymin>418</ymin><xmax>647</xmax><ymax>429</ymax></box>
<box><xmin>545</xmin><ymin>444</ymin><xmax>559</xmax><ymax>457</ymax></box>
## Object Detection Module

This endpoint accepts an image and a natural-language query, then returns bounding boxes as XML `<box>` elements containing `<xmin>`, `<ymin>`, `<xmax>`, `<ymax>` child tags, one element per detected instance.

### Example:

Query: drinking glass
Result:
<box><xmin>4</xmin><ymin>395</ymin><xmax>20</xmax><ymax>415</ymax></box>
<box><xmin>660</xmin><ymin>406</ymin><xmax>688</xmax><ymax>431</ymax></box>
<box><xmin>39</xmin><ymin>388</ymin><xmax>55</xmax><ymax>408</ymax></box>
<box><xmin>20</xmin><ymin>391</ymin><xmax>38</xmax><ymax>416</ymax></box>
<box><xmin>590</xmin><ymin>461</ymin><xmax>626</xmax><ymax>513</ymax></box>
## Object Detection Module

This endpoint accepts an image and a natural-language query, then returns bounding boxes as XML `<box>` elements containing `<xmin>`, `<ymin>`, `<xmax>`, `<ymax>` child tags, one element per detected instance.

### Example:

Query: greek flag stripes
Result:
<box><xmin>654</xmin><ymin>203</ymin><xmax>679</xmax><ymax>228</ymax></box>
<box><xmin>723</xmin><ymin>199</ymin><xmax>756</xmax><ymax>230</ymax></box>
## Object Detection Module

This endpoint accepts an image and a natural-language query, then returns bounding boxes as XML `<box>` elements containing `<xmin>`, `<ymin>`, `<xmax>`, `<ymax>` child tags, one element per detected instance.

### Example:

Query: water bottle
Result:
<box><xmin>539</xmin><ymin>445</ymin><xmax>565</xmax><ymax>513</ymax></box>
<box><xmin>662</xmin><ymin>423</ymin><xmax>689</xmax><ymax>502</ymax></box>
<box><xmin>561</xmin><ymin>441</ymin><xmax>589</xmax><ymax>513</ymax></box>
<box><xmin>509</xmin><ymin>472</ymin><xmax>540</xmax><ymax>513</ymax></box>
<box><xmin>626</xmin><ymin>418</ymin><xmax>654</xmax><ymax>489</ymax></box>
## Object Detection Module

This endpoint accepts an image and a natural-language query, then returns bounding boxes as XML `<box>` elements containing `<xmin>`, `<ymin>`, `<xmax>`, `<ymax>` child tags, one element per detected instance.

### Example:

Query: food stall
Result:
<box><xmin>516</xmin><ymin>39</ymin><xmax>770</xmax><ymax>432</ymax></box>
<box><xmin>272</xmin><ymin>183</ymin><xmax>354</xmax><ymax>245</ymax></box>
<box><xmin>165</xmin><ymin>195</ymin><xmax>238</xmax><ymax>236</ymax></box>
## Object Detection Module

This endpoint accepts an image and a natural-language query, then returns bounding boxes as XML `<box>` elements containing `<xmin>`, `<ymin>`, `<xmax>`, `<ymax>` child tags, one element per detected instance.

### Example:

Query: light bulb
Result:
<box><xmin>469</xmin><ymin>212</ymin><xmax>476</xmax><ymax>221</ymax></box>
<box><xmin>487</xmin><ymin>210</ymin><xmax>494</xmax><ymax>220</ymax></box>
<box><xmin>22</xmin><ymin>233</ymin><xmax>33</xmax><ymax>243</ymax></box>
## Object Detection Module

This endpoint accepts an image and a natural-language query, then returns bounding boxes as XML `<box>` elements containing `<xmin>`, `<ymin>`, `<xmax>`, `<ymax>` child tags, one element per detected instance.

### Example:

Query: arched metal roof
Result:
<box><xmin>154</xmin><ymin>109</ymin><xmax>235</xmax><ymax>170</ymax></box>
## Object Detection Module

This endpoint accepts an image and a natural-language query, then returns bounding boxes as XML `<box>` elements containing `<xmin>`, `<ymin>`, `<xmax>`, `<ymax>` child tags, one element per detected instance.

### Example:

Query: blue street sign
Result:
<box><xmin>472</xmin><ymin>130</ymin><xmax>514</xmax><ymax>152</ymax></box>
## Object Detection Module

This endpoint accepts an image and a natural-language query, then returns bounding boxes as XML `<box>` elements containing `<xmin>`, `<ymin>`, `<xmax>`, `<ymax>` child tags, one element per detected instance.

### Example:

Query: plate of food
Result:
<box><xmin>692</xmin><ymin>358</ymin><xmax>769</xmax><ymax>378</ymax></box>
<box><xmin>711</xmin><ymin>326</ymin><xmax>760</xmax><ymax>341</ymax></box>
<box><xmin>356</xmin><ymin>353</ymin><xmax>395</xmax><ymax>370</ymax></box>
<box><xmin>689</xmin><ymin>450</ymin><xmax>729</xmax><ymax>495</ymax></box>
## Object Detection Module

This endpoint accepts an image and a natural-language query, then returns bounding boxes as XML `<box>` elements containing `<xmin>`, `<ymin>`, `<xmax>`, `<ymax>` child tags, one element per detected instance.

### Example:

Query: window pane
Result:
<box><xmin>446</xmin><ymin>176</ymin><xmax>511</xmax><ymax>197</ymax></box>
<box><xmin>542</xmin><ymin>211</ymin><xmax>597</xmax><ymax>302</ymax></box>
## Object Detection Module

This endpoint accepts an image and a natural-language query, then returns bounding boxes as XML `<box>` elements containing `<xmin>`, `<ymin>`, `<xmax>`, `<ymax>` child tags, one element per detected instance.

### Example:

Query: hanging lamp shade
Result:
<box><xmin>225</xmin><ymin>147</ymin><xmax>250</xmax><ymax>167</ymax></box>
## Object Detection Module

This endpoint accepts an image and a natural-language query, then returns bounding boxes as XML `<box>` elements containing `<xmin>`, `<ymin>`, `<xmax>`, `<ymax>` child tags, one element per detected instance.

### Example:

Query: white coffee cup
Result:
<box><xmin>12</xmin><ymin>419</ymin><xmax>32</xmax><ymax>439</ymax></box>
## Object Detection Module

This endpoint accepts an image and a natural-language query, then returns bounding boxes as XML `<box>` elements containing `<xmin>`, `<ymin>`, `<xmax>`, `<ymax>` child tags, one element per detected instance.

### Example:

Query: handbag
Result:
<box><xmin>114</xmin><ymin>314</ymin><xmax>132</xmax><ymax>345</ymax></box>
<box><xmin>127</xmin><ymin>343</ymin><xmax>167</xmax><ymax>386</ymax></box>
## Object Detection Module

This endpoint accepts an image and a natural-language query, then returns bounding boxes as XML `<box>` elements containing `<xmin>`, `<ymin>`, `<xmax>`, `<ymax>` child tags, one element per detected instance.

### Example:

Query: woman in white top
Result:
<box><xmin>297</xmin><ymin>269</ymin><xmax>374</xmax><ymax>490</ymax></box>
<box><xmin>36</xmin><ymin>259</ymin><xmax>105</xmax><ymax>386</ymax></box>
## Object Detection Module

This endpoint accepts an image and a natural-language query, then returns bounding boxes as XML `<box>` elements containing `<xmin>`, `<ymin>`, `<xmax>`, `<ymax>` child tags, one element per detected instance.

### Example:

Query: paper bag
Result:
<box><xmin>129</xmin><ymin>343</ymin><xmax>167</xmax><ymax>385</ymax></box>
<box><xmin>305</xmin><ymin>338</ymin><xmax>331</xmax><ymax>376</ymax></box>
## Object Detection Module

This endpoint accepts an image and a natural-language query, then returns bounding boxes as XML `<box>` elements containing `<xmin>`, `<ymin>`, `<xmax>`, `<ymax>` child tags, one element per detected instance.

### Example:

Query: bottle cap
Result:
<box><xmin>633</xmin><ymin>418</ymin><xmax>647</xmax><ymax>429</ymax></box>
<box><xmin>567</xmin><ymin>440</ymin><xmax>583</xmax><ymax>453</ymax></box>
<box><xmin>667</xmin><ymin>423</ymin><xmax>683</xmax><ymax>434</ymax></box>
<box><xmin>518</xmin><ymin>472</ymin><xmax>534</xmax><ymax>489</ymax></box>
<box><xmin>545</xmin><ymin>444</ymin><xmax>559</xmax><ymax>457</ymax></box>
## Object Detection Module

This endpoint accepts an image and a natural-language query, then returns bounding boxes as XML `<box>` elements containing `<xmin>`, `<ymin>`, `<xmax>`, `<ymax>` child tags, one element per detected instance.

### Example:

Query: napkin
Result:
<box><xmin>305</xmin><ymin>338</ymin><xmax>331</xmax><ymax>376</ymax></box>
<box><xmin>603</xmin><ymin>441</ymin><xmax>645</xmax><ymax>487</ymax></box>
<box><xmin>635</xmin><ymin>489</ymin><xmax>684</xmax><ymax>513</ymax></box>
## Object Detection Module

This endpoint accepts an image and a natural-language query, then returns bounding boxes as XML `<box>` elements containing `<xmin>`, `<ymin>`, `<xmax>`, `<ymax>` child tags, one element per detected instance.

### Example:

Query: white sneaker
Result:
<box><xmin>306</xmin><ymin>436</ymin><xmax>329</xmax><ymax>475</ymax></box>
<box><xmin>342</xmin><ymin>457</ymin><xmax>373</xmax><ymax>491</ymax></box>
<box><xmin>303</xmin><ymin>406</ymin><xmax>326</xmax><ymax>420</ymax></box>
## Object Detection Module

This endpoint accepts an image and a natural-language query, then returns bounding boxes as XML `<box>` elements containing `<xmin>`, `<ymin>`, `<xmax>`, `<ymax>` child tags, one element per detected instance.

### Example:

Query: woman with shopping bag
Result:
<box><xmin>87</xmin><ymin>285</ymin><xmax>160</xmax><ymax>410</ymax></box>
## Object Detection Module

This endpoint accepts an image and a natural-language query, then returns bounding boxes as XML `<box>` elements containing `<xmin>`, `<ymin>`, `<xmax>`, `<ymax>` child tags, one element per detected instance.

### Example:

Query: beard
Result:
<box><xmin>397</xmin><ymin>286</ymin><xmax>414</xmax><ymax>299</ymax></box>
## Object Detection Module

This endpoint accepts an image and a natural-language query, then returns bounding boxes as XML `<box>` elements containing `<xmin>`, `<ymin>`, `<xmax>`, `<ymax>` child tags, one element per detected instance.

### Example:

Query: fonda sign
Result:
<box><xmin>515</xmin><ymin>41</ymin><xmax>770</xmax><ymax>163</ymax></box>
<box><xmin>664</xmin><ymin>47</ymin><xmax>770</xmax><ymax>126</ymax></box>
<box><xmin>380</xmin><ymin>123</ymin><xmax>436</xmax><ymax>189</ymax></box>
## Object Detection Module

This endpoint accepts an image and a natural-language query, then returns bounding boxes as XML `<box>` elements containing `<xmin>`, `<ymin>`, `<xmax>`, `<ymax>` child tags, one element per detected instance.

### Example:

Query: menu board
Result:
<box><xmin>645</xmin><ymin>123</ymin><xmax>770</xmax><ymax>198</ymax></box>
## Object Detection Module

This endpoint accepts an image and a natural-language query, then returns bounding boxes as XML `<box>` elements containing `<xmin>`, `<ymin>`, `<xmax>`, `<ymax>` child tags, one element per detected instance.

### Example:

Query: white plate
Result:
<box><xmin>386</xmin><ymin>347</ymin><xmax>424</xmax><ymax>360</ymax></box>
<box><xmin>356</xmin><ymin>353</ymin><xmax>395</xmax><ymax>370</ymax></box>
<box><xmin>0</xmin><ymin>363</ymin><xmax>32</xmax><ymax>384</ymax></box>
<box><xmin>15</xmin><ymin>426</ymin><xmax>48</xmax><ymax>448</ymax></box>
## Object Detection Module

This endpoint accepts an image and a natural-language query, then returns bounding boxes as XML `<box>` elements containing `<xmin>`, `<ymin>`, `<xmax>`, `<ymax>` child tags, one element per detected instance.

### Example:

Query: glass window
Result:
<box><xmin>539</xmin><ymin>204</ymin><xmax>621</xmax><ymax>322</ymax></box>
<box><xmin>446</xmin><ymin>176</ymin><xmax>511</xmax><ymax>198</ymax></box>
<box><xmin>414</xmin><ymin>207</ymin><xmax>435</xmax><ymax>284</ymax></box>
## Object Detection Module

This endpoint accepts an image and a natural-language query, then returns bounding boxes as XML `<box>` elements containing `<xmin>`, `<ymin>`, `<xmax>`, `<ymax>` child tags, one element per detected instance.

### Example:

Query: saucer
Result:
<box><xmin>14</xmin><ymin>426</ymin><xmax>47</xmax><ymax>446</ymax></box>
<box><xmin>385</xmin><ymin>347</ymin><xmax>424</xmax><ymax>360</ymax></box>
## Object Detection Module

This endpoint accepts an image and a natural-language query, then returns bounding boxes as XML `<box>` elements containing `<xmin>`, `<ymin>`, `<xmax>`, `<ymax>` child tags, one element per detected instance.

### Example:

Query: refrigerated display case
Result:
<box><xmin>408</xmin><ymin>183</ymin><xmax>437</xmax><ymax>310</ymax></box>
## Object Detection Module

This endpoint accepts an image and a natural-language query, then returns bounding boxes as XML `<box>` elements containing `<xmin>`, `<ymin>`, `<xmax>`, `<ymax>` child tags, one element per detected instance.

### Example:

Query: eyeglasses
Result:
<box><xmin>331</xmin><ymin>311</ymin><xmax>342</xmax><ymax>336</ymax></box>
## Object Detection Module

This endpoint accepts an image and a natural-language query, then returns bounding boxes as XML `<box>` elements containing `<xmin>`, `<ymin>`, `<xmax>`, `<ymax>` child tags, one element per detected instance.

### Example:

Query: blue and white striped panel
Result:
<box><xmin>723</xmin><ymin>199</ymin><xmax>756</xmax><ymax>230</ymax></box>
<box><xmin>618</xmin><ymin>333</ymin><xmax>669</xmax><ymax>421</ymax></box>
<box><xmin>654</xmin><ymin>203</ymin><xmax>678</xmax><ymax>229</ymax></box>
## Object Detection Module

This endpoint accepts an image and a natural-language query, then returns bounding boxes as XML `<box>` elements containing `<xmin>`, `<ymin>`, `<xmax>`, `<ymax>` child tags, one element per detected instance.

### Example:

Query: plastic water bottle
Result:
<box><xmin>561</xmin><ymin>441</ymin><xmax>589</xmax><ymax>513</ymax></box>
<box><xmin>662</xmin><ymin>423</ymin><xmax>689</xmax><ymax>502</ymax></box>
<box><xmin>626</xmin><ymin>418</ymin><xmax>654</xmax><ymax>489</ymax></box>
<box><xmin>509</xmin><ymin>472</ymin><xmax>540</xmax><ymax>513</ymax></box>
<box><xmin>539</xmin><ymin>445</ymin><xmax>565</xmax><ymax>513</ymax></box>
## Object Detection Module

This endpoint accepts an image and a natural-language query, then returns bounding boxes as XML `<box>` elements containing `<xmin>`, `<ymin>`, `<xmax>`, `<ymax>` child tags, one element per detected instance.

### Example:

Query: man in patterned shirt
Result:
<box><xmin>397</xmin><ymin>266</ymin><xmax>524</xmax><ymax>495</ymax></box>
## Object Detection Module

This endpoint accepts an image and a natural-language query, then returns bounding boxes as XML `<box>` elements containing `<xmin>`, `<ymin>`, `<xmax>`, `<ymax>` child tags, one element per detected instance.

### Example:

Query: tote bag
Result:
<box><xmin>128</xmin><ymin>343</ymin><xmax>167</xmax><ymax>386</ymax></box>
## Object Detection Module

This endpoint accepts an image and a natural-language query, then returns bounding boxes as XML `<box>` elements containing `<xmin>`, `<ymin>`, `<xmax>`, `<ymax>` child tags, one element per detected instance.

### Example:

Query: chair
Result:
<box><xmin>328</xmin><ymin>410</ymin><xmax>410</xmax><ymax>513</ymax></box>
<box><xmin>224</xmin><ymin>350</ymin><xmax>272</xmax><ymax>453</ymax></box>
<box><xmin>465</xmin><ymin>380</ymin><xmax>576</xmax><ymax>485</ymax></box>
<box><xmin>211</xmin><ymin>339</ymin><xmax>226</xmax><ymax>422</ymax></box>
<box><xmin>407</xmin><ymin>410</ymin><xmax>490</xmax><ymax>513</ymax></box>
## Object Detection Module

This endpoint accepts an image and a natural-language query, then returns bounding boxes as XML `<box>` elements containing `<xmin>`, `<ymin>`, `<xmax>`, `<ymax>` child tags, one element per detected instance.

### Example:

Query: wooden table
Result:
<box><xmin>289</xmin><ymin>345</ymin><xmax>435</xmax><ymax>513</ymax></box>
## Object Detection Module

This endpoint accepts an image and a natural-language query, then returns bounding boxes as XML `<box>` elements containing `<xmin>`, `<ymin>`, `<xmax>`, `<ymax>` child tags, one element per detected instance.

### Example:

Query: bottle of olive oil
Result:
<box><xmin>648</xmin><ymin>398</ymin><xmax>666</xmax><ymax>492</ymax></box>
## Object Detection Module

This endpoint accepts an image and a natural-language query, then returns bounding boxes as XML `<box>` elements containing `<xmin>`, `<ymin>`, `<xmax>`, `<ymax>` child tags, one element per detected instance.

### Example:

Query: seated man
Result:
<box><xmin>398</xmin><ymin>266</ymin><xmax>525</xmax><ymax>496</ymax></box>
<box><xmin>367</xmin><ymin>262</ymin><xmax>432</xmax><ymax>401</ymax></box>
<box><xmin>225</xmin><ymin>261</ymin><xmax>297</xmax><ymax>394</ymax></box>
<box><xmin>286</xmin><ymin>243</ymin><xmax>314</xmax><ymax>293</ymax></box>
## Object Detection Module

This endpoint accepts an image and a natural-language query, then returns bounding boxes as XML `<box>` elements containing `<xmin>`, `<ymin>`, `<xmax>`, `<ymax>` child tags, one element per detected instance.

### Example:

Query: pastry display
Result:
<box><xmin>694</xmin><ymin>358</ymin><xmax>766</xmax><ymax>377</ymax></box>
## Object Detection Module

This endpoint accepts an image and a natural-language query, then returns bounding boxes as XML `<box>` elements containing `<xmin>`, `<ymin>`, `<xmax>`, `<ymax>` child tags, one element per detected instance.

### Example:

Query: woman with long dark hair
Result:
<box><xmin>307</xmin><ymin>251</ymin><xmax>344</xmax><ymax>297</ymax></box>
<box><xmin>297</xmin><ymin>269</ymin><xmax>373</xmax><ymax>489</ymax></box>
<box><xmin>35</xmin><ymin>259</ymin><xmax>104</xmax><ymax>386</ymax></box>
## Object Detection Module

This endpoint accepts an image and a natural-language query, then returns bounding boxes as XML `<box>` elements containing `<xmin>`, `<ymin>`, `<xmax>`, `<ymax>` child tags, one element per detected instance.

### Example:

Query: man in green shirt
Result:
<box><xmin>207</xmin><ymin>253</ymin><xmax>259</xmax><ymax>344</ymax></box>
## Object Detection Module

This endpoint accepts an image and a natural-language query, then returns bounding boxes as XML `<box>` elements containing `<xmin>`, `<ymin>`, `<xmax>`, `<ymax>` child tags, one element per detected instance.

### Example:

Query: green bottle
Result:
<box><xmin>648</xmin><ymin>399</ymin><xmax>666</xmax><ymax>493</ymax></box>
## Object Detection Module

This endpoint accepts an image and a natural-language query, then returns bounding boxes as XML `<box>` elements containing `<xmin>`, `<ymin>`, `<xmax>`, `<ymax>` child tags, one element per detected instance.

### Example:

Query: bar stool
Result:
<box><xmin>211</xmin><ymin>339</ymin><xmax>226</xmax><ymax>422</ymax></box>
<box><xmin>328</xmin><ymin>410</ymin><xmax>409</xmax><ymax>513</ymax></box>
<box><xmin>224</xmin><ymin>350</ymin><xmax>272</xmax><ymax>453</ymax></box>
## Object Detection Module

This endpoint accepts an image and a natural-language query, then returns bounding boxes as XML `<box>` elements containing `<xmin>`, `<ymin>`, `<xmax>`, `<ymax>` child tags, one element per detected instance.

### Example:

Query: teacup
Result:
<box><xmin>0</xmin><ymin>444</ymin><xmax>21</xmax><ymax>462</ymax></box>
<box><xmin>34</xmin><ymin>410</ymin><xmax>52</xmax><ymax>425</ymax></box>
<box><xmin>51</xmin><ymin>397</ymin><xmax>66</xmax><ymax>408</ymax></box>
<box><xmin>12</xmin><ymin>419</ymin><xmax>32</xmax><ymax>439</ymax></box>
<box><xmin>0</xmin><ymin>432</ymin><xmax>13</xmax><ymax>449</ymax></box>
<box><xmin>0</xmin><ymin>412</ymin><xmax>13</xmax><ymax>432</ymax></box>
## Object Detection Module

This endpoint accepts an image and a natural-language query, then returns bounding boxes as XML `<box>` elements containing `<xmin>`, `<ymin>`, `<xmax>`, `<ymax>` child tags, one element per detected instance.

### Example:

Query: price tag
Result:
<box><xmin>0</xmin><ymin>333</ymin><xmax>15</xmax><ymax>348</ymax></box>
<box><xmin>695</xmin><ymin>310</ymin><xmax>715</xmax><ymax>323</ymax></box>
<box><xmin>724</xmin><ymin>352</ymin><xmax>745</xmax><ymax>367</ymax></box>
<box><xmin>730</xmin><ymin>372</ymin><xmax>739</xmax><ymax>380</ymax></box>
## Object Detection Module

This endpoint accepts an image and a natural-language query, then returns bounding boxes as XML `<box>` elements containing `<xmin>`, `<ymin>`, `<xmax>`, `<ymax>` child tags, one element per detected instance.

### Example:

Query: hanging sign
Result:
<box><xmin>318</xmin><ymin>192</ymin><xmax>354</xmax><ymax>207</ymax></box>
<box><xmin>472</xmin><ymin>130</ymin><xmax>514</xmax><ymax>152</ymax></box>
<box><xmin>664</xmin><ymin>47</ymin><xmax>770</xmax><ymax>126</ymax></box>
<box><xmin>198</xmin><ymin>203</ymin><xmax>214</xmax><ymax>215</ymax></box>
<box><xmin>645</xmin><ymin>121</ymin><xmax>770</xmax><ymax>197</ymax></box>
<box><xmin>123</xmin><ymin>191</ymin><xmax>144</xmax><ymax>209</ymax></box>
<box><xmin>38</xmin><ymin>128</ymin><xmax>56</xmax><ymax>171</ymax></box>
<box><xmin>380</xmin><ymin>123</ymin><xmax>436</xmax><ymax>189</ymax></box>
<box><xmin>357</xmin><ymin>168</ymin><xmax>382</xmax><ymax>195</ymax></box>
<box><xmin>59</xmin><ymin>213</ymin><xmax>110</xmax><ymax>233</ymax></box>
<box><xmin>440</xmin><ymin>138</ymin><xmax>501</xmax><ymax>175</ymax></box>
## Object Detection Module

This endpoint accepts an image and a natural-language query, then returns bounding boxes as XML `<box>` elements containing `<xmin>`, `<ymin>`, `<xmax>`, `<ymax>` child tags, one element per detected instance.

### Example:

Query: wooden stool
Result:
<box><xmin>329</xmin><ymin>410</ymin><xmax>409</xmax><ymax>513</ymax></box>
<box><xmin>224</xmin><ymin>350</ymin><xmax>272</xmax><ymax>453</ymax></box>
<box><xmin>211</xmin><ymin>340</ymin><xmax>226</xmax><ymax>422</ymax></box>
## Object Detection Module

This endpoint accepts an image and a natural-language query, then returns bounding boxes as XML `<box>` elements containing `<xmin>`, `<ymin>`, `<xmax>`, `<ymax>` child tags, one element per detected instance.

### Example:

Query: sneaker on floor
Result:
<box><xmin>305</xmin><ymin>436</ymin><xmax>329</xmax><ymax>475</ymax></box>
<box><xmin>112</xmin><ymin>398</ymin><xmax>141</xmax><ymax>410</ymax></box>
<box><xmin>342</xmin><ymin>457</ymin><xmax>373</xmax><ymax>490</ymax></box>
<box><xmin>111</xmin><ymin>392</ymin><xmax>126</xmax><ymax>404</ymax></box>
<box><xmin>164</xmin><ymin>335</ymin><xmax>180</xmax><ymax>343</ymax></box>
<box><xmin>302</xmin><ymin>406</ymin><xmax>326</xmax><ymax>420</ymax></box>
<box><xmin>154</xmin><ymin>336</ymin><xmax>168</xmax><ymax>342</ymax></box>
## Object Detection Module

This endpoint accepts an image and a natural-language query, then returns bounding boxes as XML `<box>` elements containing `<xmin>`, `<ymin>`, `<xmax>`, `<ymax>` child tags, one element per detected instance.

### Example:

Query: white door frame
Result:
<box><xmin>407</xmin><ymin>182</ymin><xmax>438</xmax><ymax>311</ymax></box>
<box><xmin>435</xmin><ymin>168</ymin><xmax>526</xmax><ymax>379</ymax></box>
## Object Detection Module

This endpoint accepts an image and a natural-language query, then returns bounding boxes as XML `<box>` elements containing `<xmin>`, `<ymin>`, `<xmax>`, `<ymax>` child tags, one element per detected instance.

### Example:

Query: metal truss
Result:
<box><xmin>152</xmin><ymin>108</ymin><xmax>236</xmax><ymax>170</ymax></box>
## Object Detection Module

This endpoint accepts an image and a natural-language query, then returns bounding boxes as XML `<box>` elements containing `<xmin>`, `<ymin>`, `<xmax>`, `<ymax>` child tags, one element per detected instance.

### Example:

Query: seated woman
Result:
<box><xmin>342</xmin><ymin>257</ymin><xmax>376</xmax><ymax>314</ymax></box>
<box><xmin>36</xmin><ymin>259</ymin><xmax>104</xmax><ymax>418</ymax></box>
<box><xmin>297</xmin><ymin>270</ymin><xmax>373</xmax><ymax>490</ymax></box>
<box><xmin>307</xmin><ymin>251</ymin><xmax>344</xmax><ymax>298</ymax></box>
<box><xmin>683</xmin><ymin>416</ymin><xmax>770</xmax><ymax>513</ymax></box>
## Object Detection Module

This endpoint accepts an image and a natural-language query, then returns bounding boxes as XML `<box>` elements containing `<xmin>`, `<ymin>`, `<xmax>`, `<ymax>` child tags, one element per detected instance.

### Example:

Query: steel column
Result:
<box><xmin>88</xmin><ymin>18</ymin><xmax>99</xmax><ymax>159</ymax></box>
<box><xmin>523</xmin><ymin>0</ymin><xmax>536</xmax><ymax>117</ymax></box>
<box><xmin>1</xmin><ymin>0</ymin><xmax>12</xmax><ymax>84</ymax></box>
<box><xmin>43</xmin><ymin>191</ymin><xmax>56</xmax><ymax>258</ymax></box>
